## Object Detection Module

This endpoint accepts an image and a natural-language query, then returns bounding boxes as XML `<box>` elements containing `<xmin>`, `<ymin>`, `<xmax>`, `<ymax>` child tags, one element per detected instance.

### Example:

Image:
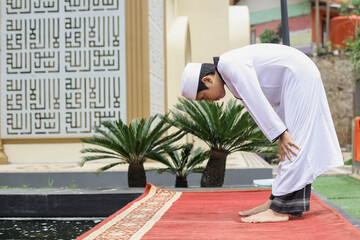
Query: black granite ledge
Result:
<box><xmin>0</xmin><ymin>186</ymin><xmax>359</xmax><ymax>231</ymax></box>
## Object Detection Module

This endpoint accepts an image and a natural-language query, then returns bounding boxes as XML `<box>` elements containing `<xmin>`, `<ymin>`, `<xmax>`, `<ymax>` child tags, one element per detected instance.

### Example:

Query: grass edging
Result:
<box><xmin>312</xmin><ymin>175</ymin><xmax>360</xmax><ymax>221</ymax></box>
<box><xmin>312</xmin><ymin>190</ymin><xmax>360</xmax><ymax>230</ymax></box>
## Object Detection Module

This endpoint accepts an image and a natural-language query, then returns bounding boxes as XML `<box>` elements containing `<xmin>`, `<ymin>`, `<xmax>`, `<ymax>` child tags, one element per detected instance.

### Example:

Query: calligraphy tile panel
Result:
<box><xmin>1</xmin><ymin>0</ymin><xmax>126</xmax><ymax>138</ymax></box>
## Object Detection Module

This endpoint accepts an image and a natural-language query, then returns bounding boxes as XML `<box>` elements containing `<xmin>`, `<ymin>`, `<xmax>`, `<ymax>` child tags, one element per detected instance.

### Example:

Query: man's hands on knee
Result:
<box><xmin>278</xmin><ymin>131</ymin><xmax>300</xmax><ymax>162</ymax></box>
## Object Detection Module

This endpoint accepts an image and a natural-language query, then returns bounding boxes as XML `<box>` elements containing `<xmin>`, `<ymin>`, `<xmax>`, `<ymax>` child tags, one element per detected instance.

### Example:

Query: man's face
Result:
<box><xmin>195</xmin><ymin>74</ymin><xmax>226</xmax><ymax>102</ymax></box>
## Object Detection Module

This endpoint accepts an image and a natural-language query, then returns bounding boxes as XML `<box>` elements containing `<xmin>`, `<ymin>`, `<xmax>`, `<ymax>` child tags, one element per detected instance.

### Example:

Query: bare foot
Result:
<box><xmin>240</xmin><ymin>209</ymin><xmax>289</xmax><ymax>223</ymax></box>
<box><xmin>238</xmin><ymin>199</ymin><xmax>272</xmax><ymax>216</ymax></box>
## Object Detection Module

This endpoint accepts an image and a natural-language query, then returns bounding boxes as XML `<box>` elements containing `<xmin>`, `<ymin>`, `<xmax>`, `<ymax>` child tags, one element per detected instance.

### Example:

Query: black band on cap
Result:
<box><xmin>197</xmin><ymin>63</ymin><xmax>215</xmax><ymax>93</ymax></box>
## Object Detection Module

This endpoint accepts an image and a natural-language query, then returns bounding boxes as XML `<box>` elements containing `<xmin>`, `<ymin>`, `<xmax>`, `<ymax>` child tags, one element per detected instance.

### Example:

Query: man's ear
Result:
<box><xmin>201</xmin><ymin>76</ymin><xmax>213</xmax><ymax>86</ymax></box>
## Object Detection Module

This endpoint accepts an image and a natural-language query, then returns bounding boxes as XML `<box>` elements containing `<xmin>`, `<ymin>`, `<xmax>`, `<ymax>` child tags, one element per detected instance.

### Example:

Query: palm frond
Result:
<box><xmin>98</xmin><ymin>121</ymin><xmax>129</xmax><ymax>149</ymax></box>
<box><xmin>81</xmin><ymin>148</ymin><xmax>121</xmax><ymax>156</ymax></box>
<box><xmin>167</xmin><ymin>98</ymin><xmax>272</xmax><ymax>155</ymax></box>
<box><xmin>151</xmin><ymin>143</ymin><xmax>209</xmax><ymax>179</ymax></box>
<box><xmin>154</xmin><ymin>128</ymin><xmax>184</xmax><ymax>146</ymax></box>
<box><xmin>80</xmin><ymin>114</ymin><xmax>183</xmax><ymax>172</ymax></box>
<box><xmin>153</xmin><ymin>168</ymin><xmax>177</xmax><ymax>175</ymax></box>
<box><xmin>96</xmin><ymin>162</ymin><xmax>126</xmax><ymax>174</ymax></box>
<box><xmin>81</xmin><ymin>136</ymin><xmax>131</xmax><ymax>159</ymax></box>
<box><xmin>188</xmin><ymin>148</ymin><xmax>210</xmax><ymax>165</ymax></box>
<box><xmin>148</xmin><ymin>152</ymin><xmax>176</xmax><ymax>169</ymax></box>
<box><xmin>186</xmin><ymin>167</ymin><xmax>205</xmax><ymax>175</ymax></box>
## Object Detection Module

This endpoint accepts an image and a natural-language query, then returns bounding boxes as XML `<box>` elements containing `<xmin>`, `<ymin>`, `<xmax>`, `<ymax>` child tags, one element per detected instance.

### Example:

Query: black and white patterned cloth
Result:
<box><xmin>269</xmin><ymin>184</ymin><xmax>312</xmax><ymax>217</ymax></box>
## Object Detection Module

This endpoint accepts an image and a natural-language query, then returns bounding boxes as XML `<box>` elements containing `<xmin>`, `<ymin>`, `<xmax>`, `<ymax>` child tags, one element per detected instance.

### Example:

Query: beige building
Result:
<box><xmin>0</xmin><ymin>0</ymin><xmax>250</xmax><ymax>165</ymax></box>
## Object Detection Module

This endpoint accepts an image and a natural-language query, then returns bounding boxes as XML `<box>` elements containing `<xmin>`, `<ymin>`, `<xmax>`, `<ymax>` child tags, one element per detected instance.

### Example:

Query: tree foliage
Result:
<box><xmin>151</xmin><ymin>143</ymin><xmax>210</xmax><ymax>187</ymax></box>
<box><xmin>165</xmin><ymin>98</ymin><xmax>275</xmax><ymax>187</ymax></box>
<box><xmin>340</xmin><ymin>0</ymin><xmax>360</xmax><ymax>81</ymax></box>
<box><xmin>259</xmin><ymin>24</ymin><xmax>282</xmax><ymax>44</ymax></box>
<box><xmin>166</xmin><ymin>98</ymin><xmax>274</xmax><ymax>154</ymax></box>
<box><xmin>347</xmin><ymin>31</ymin><xmax>360</xmax><ymax>81</ymax></box>
<box><xmin>80</xmin><ymin>114</ymin><xmax>184</xmax><ymax>187</ymax></box>
<box><xmin>340</xmin><ymin>0</ymin><xmax>360</xmax><ymax>17</ymax></box>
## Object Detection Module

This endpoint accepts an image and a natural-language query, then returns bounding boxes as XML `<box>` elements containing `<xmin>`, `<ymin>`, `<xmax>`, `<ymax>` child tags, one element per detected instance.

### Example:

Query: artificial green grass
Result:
<box><xmin>330</xmin><ymin>198</ymin><xmax>360</xmax><ymax>220</ymax></box>
<box><xmin>344</xmin><ymin>159</ymin><xmax>353</xmax><ymax>165</ymax></box>
<box><xmin>312</xmin><ymin>175</ymin><xmax>360</xmax><ymax>220</ymax></box>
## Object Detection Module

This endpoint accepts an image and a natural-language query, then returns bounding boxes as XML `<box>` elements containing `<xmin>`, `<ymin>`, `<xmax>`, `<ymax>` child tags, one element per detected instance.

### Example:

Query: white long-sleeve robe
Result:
<box><xmin>216</xmin><ymin>44</ymin><xmax>343</xmax><ymax>196</ymax></box>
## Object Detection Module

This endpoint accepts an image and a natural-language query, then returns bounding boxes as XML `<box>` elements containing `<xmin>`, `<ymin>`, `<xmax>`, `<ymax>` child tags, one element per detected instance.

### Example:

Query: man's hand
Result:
<box><xmin>278</xmin><ymin>131</ymin><xmax>300</xmax><ymax>162</ymax></box>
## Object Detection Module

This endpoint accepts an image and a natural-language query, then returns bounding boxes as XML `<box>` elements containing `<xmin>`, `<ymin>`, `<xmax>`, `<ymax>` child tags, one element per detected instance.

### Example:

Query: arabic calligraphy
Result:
<box><xmin>1</xmin><ymin>0</ymin><xmax>126</xmax><ymax>137</ymax></box>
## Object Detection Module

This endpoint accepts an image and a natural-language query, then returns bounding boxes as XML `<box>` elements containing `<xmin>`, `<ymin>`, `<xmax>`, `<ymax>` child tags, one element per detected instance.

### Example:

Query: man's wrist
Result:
<box><xmin>273</xmin><ymin>129</ymin><xmax>288</xmax><ymax>142</ymax></box>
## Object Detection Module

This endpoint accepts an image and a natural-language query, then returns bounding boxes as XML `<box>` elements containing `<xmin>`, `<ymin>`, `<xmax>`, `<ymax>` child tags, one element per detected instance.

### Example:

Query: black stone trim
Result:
<box><xmin>0</xmin><ymin>190</ymin><xmax>142</xmax><ymax>217</ymax></box>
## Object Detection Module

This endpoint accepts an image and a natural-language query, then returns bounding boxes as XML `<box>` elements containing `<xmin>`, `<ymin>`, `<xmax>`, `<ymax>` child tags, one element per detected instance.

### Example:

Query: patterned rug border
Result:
<box><xmin>76</xmin><ymin>183</ymin><xmax>154</xmax><ymax>240</ymax></box>
<box><xmin>77</xmin><ymin>183</ymin><xmax>182</xmax><ymax>239</ymax></box>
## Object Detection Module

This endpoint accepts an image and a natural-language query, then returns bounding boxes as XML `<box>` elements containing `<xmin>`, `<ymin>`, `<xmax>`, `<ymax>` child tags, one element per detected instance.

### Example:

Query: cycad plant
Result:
<box><xmin>165</xmin><ymin>98</ymin><xmax>275</xmax><ymax>187</ymax></box>
<box><xmin>152</xmin><ymin>143</ymin><xmax>210</xmax><ymax>188</ymax></box>
<box><xmin>80</xmin><ymin>115</ymin><xmax>184</xmax><ymax>187</ymax></box>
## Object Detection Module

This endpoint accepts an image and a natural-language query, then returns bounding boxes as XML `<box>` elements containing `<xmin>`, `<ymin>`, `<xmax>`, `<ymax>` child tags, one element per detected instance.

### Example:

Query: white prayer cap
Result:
<box><xmin>181</xmin><ymin>63</ymin><xmax>202</xmax><ymax>100</ymax></box>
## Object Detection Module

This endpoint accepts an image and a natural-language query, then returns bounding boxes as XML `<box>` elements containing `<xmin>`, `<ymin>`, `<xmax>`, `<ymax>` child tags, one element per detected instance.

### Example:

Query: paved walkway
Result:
<box><xmin>0</xmin><ymin>151</ymin><xmax>354</xmax><ymax>176</ymax></box>
<box><xmin>0</xmin><ymin>151</ymin><xmax>270</xmax><ymax>173</ymax></box>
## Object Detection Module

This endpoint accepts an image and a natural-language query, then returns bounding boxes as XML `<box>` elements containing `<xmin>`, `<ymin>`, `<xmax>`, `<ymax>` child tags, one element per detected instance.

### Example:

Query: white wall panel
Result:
<box><xmin>149</xmin><ymin>0</ymin><xmax>165</xmax><ymax>116</ymax></box>
<box><xmin>0</xmin><ymin>0</ymin><xmax>126</xmax><ymax>138</ymax></box>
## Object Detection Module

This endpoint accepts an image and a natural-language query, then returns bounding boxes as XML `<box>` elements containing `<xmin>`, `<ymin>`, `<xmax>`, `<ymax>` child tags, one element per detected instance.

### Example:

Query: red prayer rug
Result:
<box><xmin>77</xmin><ymin>183</ymin><xmax>360</xmax><ymax>240</ymax></box>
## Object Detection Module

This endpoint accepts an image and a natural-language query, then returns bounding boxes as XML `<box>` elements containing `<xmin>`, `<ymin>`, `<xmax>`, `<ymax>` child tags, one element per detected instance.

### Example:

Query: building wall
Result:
<box><xmin>149</xmin><ymin>0</ymin><xmax>165</xmax><ymax>116</ymax></box>
<box><xmin>237</xmin><ymin>0</ymin><xmax>306</xmax><ymax>14</ymax></box>
<box><xmin>1</xmin><ymin>0</ymin><xmax>251</xmax><ymax>164</ymax></box>
<box><xmin>0</xmin><ymin>0</ymin><xmax>154</xmax><ymax>164</ymax></box>
<box><xmin>1</xmin><ymin>1</ymin><xmax>127</xmax><ymax>138</ymax></box>
<box><xmin>165</xmin><ymin>0</ymin><xmax>191</xmax><ymax>113</ymax></box>
<box><xmin>310</xmin><ymin>54</ymin><xmax>354</xmax><ymax>147</ymax></box>
<box><xmin>176</xmin><ymin>0</ymin><xmax>230</xmax><ymax>63</ymax></box>
<box><xmin>251</xmin><ymin>14</ymin><xmax>312</xmax><ymax>52</ymax></box>
<box><xmin>0</xmin><ymin>1</ymin><xmax>129</xmax><ymax>164</ymax></box>
<box><xmin>229</xmin><ymin>6</ymin><xmax>250</xmax><ymax>50</ymax></box>
<box><xmin>165</xmin><ymin>0</ymin><xmax>250</xmax><ymax>147</ymax></box>
<box><xmin>166</xmin><ymin>0</ymin><xmax>250</xmax><ymax>112</ymax></box>
<box><xmin>238</xmin><ymin>0</ymin><xmax>313</xmax><ymax>53</ymax></box>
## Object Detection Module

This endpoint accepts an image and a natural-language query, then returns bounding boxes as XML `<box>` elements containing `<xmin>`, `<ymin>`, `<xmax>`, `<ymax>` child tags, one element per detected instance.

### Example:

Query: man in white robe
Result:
<box><xmin>181</xmin><ymin>43</ymin><xmax>344</xmax><ymax>223</ymax></box>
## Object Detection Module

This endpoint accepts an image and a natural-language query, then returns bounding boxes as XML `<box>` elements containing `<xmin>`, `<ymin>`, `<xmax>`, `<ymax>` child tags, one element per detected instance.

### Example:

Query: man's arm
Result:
<box><xmin>219</xmin><ymin>59</ymin><xmax>287</xmax><ymax>142</ymax></box>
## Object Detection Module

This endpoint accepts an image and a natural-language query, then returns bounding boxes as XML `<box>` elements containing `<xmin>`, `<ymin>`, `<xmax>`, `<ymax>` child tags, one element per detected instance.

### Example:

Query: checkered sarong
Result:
<box><xmin>269</xmin><ymin>184</ymin><xmax>311</xmax><ymax>217</ymax></box>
